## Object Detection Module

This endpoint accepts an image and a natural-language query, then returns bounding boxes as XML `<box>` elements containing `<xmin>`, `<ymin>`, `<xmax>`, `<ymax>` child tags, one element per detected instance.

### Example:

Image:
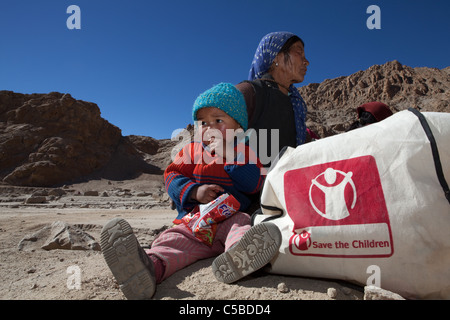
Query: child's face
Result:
<box><xmin>196</xmin><ymin>107</ymin><xmax>241</xmax><ymax>145</ymax></box>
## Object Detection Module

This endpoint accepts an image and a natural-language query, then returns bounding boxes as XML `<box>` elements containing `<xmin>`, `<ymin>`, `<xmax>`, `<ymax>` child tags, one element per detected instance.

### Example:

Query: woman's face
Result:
<box><xmin>277</xmin><ymin>41</ymin><xmax>309</xmax><ymax>84</ymax></box>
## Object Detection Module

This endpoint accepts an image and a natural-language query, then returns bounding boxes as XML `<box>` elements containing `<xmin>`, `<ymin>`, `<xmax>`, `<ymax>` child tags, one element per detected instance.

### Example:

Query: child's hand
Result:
<box><xmin>208</xmin><ymin>137</ymin><xmax>224</xmax><ymax>157</ymax></box>
<box><xmin>191</xmin><ymin>184</ymin><xmax>224</xmax><ymax>203</ymax></box>
<box><xmin>210</xmin><ymin>137</ymin><xmax>236</xmax><ymax>161</ymax></box>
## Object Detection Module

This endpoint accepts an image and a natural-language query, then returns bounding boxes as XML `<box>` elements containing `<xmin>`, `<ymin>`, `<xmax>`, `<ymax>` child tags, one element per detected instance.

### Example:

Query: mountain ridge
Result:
<box><xmin>1</xmin><ymin>60</ymin><xmax>448</xmax><ymax>187</ymax></box>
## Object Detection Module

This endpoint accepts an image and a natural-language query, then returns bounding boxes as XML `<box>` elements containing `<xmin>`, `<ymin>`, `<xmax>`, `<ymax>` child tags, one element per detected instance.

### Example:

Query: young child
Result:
<box><xmin>100</xmin><ymin>83</ymin><xmax>281</xmax><ymax>299</ymax></box>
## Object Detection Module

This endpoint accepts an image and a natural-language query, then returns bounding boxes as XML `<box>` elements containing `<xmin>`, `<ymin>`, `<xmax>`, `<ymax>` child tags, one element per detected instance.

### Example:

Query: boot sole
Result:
<box><xmin>100</xmin><ymin>218</ymin><xmax>156</xmax><ymax>299</ymax></box>
<box><xmin>212</xmin><ymin>222</ymin><xmax>281</xmax><ymax>284</ymax></box>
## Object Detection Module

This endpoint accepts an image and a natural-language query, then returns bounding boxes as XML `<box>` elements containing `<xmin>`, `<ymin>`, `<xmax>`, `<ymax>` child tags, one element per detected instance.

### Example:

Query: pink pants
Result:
<box><xmin>145</xmin><ymin>212</ymin><xmax>251</xmax><ymax>283</ymax></box>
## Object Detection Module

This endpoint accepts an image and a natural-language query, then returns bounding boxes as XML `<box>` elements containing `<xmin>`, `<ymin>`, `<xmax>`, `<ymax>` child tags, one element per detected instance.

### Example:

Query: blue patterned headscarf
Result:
<box><xmin>248</xmin><ymin>31</ymin><xmax>308</xmax><ymax>146</ymax></box>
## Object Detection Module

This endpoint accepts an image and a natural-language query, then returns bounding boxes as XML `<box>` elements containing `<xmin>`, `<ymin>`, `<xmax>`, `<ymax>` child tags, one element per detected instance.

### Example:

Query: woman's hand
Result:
<box><xmin>190</xmin><ymin>184</ymin><xmax>224</xmax><ymax>204</ymax></box>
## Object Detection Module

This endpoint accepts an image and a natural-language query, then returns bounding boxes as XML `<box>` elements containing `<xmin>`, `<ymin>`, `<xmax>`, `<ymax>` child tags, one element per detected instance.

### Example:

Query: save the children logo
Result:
<box><xmin>285</xmin><ymin>155</ymin><xmax>394</xmax><ymax>258</ymax></box>
<box><xmin>292</xmin><ymin>230</ymin><xmax>312</xmax><ymax>251</ymax></box>
<box><xmin>309</xmin><ymin>168</ymin><xmax>357</xmax><ymax>221</ymax></box>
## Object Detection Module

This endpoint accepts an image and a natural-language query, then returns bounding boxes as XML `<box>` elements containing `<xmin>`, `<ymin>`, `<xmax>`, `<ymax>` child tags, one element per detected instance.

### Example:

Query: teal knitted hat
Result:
<box><xmin>192</xmin><ymin>83</ymin><xmax>248</xmax><ymax>131</ymax></box>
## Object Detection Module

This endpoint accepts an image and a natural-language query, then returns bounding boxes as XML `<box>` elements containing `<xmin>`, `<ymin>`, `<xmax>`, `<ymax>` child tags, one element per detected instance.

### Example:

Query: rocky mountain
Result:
<box><xmin>301</xmin><ymin>60</ymin><xmax>450</xmax><ymax>137</ymax></box>
<box><xmin>0</xmin><ymin>60</ymin><xmax>448</xmax><ymax>187</ymax></box>
<box><xmin>0</xmin><ymin>92</ymin><xmax>169</xmax><ymax>187</ymax></box>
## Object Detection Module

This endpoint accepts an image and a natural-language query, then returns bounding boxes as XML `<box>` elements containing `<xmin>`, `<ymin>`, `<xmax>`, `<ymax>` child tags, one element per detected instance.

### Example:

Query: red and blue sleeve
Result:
<box><xmin>224</xmin><ymin>144</ymin><xmax>265</xmax><ymax>194</ymax></box>
<box><xmin>164</xmin><ymin>142</ymin><xmax>200</xmax><ymax>218</ymax></box>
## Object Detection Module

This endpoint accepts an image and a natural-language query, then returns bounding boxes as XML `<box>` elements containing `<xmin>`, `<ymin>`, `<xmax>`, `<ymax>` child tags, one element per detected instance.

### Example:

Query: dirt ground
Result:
<box><xmin>0</xmin><ymin>175</ymin><xmax>365</xmax><ymax>301</ymax></box>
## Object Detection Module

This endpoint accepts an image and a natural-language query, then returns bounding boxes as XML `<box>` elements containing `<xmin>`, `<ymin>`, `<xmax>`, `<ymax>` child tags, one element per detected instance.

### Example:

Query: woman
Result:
<box><xmin>236</xmin><ymin>31</ymin><xmax>310</xmax><ymax>169</ymax></box>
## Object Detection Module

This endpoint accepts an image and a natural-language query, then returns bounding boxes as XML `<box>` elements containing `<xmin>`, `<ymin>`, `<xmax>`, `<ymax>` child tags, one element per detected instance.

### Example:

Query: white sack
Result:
<box><xmin>254</xmin><ymin>110</ymin><xmax>450</xmax><ymax>299</ymax></box>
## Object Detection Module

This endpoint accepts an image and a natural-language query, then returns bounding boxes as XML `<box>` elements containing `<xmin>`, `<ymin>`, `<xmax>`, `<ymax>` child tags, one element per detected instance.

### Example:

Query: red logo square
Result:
<box><xmin>284</xmin><ymin>155</ymin><xmax>393</xmax><ymax>258</ymax></box>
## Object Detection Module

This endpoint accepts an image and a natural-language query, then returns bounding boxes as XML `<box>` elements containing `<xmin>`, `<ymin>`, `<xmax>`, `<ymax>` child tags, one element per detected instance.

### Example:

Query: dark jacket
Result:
<box><xmin>236</xmin><ymin>74</ymin><xmax>297</xmax><ymax>169</ymax></box>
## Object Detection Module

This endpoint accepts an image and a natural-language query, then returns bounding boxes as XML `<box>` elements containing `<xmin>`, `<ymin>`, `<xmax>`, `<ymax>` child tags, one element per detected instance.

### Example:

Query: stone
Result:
<box><xmin>364</xmin><ymin>285</ymin><xmax>405</xmax><ymax>300</ymax></box>
<box><xmin>32</xmin><ymin>190</ymin><xmax>48</xmax><ymax>197</ymax></box>
<box><xmin>327</xmin><ymin>287</ymin><xmax>338</xmax><ymax>299</ymax></box>
<box><xmin>277</xmin><ymin>282</ymin><xmax>289</xmax><ymax>293</ymax></box>
<box><xmin>18</xmin><ymin>221</ymin><xmax>100</xmax><ymax>251</ymax></box>
<box><xmin>48</xmin><ymin>188</ymin><xmax>66</xmax><ymax>196</ymax></box>
<box><xmin>136</xmin><ymin>192</ymin><xmax>151</xmax><ymax>197</ymax></box>
<box><xmin>25</xmin><ymin>196</ymin><xmax>47</xmax><ymax>204</ymax></box>
<box><xmin>84</xmin><ymin>190</ymin><xmax>99</xmax><ymax>196</ymax></box>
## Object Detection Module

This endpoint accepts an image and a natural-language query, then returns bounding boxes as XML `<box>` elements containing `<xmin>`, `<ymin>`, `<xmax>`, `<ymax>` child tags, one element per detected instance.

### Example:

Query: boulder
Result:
<box><xmin>18</xmin><ymin>221</ymin><xmax>100</xmax><ymax>251</ymax></box>
<box><xmin>25</xmin><ymin>196</ymin><xmax>47</xmax><ymax>204</ymax></box>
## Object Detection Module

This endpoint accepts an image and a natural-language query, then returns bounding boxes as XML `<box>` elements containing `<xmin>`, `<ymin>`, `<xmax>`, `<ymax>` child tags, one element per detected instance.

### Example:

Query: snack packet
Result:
<box><xmin>182</xmin><ymin>193</ymin><xmax>240</xmax><ymax>245</ymax></box>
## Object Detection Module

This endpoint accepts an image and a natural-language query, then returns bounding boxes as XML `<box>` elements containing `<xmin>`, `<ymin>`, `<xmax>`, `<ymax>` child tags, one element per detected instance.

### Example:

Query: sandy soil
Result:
<box><xmin>0</xmin><ymin>176</ymin><xmax>365</xmax><ymax>301</ymax></box>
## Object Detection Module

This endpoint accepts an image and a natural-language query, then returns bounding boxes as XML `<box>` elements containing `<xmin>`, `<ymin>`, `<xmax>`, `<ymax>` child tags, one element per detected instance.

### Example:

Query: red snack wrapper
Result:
<box><xmin>181</xmin><ymin>193</ymin><xmax>241</xmax><ymax>245</ymax></box>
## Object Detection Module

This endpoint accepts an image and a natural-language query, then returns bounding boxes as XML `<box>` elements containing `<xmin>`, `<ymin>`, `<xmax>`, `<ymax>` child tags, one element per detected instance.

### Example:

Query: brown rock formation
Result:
<box><xmin>1</xmin><ymin>61</ymin><xmax>448</xmax><ymax>187</ymax></box>
<box><xmin>0</xmin><ymin>91</ymin><xmax>122</xmax><ymax>186</ymax></box>
<box><xmin>300</xmin><ymin>60</ymin><xmax>450</xmax><ymax>138</ymax></box>
<box><xmin>0</xmin><ymin>91</ymin><xmax>168</xmax><ymax>187</ymax></box>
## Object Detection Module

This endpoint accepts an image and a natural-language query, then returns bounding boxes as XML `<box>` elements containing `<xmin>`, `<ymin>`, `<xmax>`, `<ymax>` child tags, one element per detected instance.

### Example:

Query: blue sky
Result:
<box><xmin>1</xmin><ymin>0</ymin><xmax>449</xmax><ymax>139</ymax></box>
